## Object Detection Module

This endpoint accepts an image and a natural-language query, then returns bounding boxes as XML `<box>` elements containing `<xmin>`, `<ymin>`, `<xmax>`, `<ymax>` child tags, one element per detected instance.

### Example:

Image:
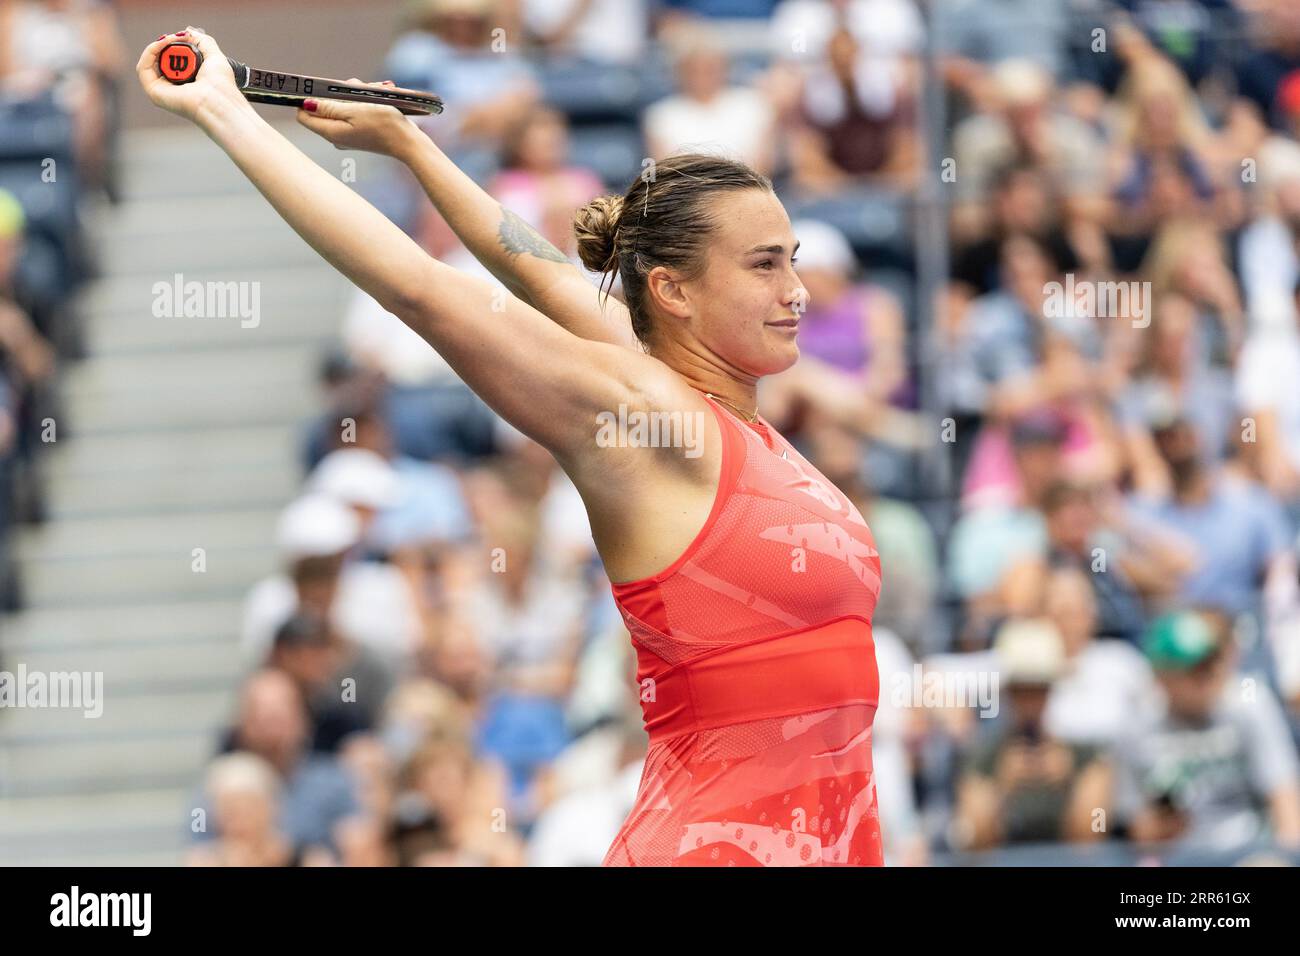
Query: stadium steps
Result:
<box><xmin>0</xmin><ymin>122</ymin><xmax>369</xmax><ymax>864</ymax></box>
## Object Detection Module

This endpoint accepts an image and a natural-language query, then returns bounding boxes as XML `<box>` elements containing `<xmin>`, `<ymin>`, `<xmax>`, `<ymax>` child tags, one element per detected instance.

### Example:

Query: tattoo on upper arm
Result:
<box><xmin>498</xmin><ymin>207</ymin><xmax>569</xmax><ymax>263</ymax></box>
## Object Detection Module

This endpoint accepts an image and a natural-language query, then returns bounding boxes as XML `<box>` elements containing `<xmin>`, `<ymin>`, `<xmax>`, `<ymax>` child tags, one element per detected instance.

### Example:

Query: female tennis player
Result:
<box><xmin>139</xmin><ymin>29</ymin><xmax>885</xmax><ymax>866</ymax></box>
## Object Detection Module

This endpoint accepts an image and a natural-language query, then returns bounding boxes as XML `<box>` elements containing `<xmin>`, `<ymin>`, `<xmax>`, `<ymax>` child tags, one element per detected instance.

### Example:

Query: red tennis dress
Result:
<box><xmin>603</xmin><ymin>393</ymin><xmax>885</xmax><ymax>866</ymax></box>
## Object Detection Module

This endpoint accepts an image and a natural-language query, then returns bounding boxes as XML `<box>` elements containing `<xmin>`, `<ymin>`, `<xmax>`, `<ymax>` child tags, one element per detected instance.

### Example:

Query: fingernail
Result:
<box><xmin>303</xmin><ymin>99</ymin><xmax>318</xmax><ymax>113</ymax></box>
<box><xmin>156</xmin><ymin>34</ymin><xmax>167</xmax><ymax>41</ymax></box>
<box><xmin>176</xmin><ymin>31</ymin><xmax>188</xmax><ymax>37</ymax></box>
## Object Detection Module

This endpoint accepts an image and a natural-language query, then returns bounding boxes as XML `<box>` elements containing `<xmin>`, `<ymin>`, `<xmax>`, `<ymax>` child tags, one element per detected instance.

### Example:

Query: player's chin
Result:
<box><xmin>757</xmin><ymin>337</ymin><xmax>799</xmax><ymax>375</ymax></box>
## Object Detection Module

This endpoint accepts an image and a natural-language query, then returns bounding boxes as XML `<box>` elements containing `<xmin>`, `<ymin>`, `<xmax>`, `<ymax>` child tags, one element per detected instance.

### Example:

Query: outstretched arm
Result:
<box><xmin>137</xmin><ymin>31</ymin><xmax>647</xmax><ymax>458</ymax></box>
<box><xmin>293</xmin><ymin>94</ymin><xmax>639</xmax><ymax>351</ymax></box>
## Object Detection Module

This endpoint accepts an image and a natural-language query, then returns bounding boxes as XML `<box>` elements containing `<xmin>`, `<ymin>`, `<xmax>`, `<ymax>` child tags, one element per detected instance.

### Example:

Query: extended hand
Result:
<box><xmin>295</xmin><ymin>81</ymin><xmax>417</xmax><ymax>158</ymax></box>
<box><xmin>136</xmin><ymin>28</ymin><xmax>244</xmax><ymax>125</ymax></box>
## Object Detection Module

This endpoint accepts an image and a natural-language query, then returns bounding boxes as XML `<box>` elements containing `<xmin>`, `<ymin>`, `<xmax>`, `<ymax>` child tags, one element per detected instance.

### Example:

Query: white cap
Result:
<box><xmin>791</xmin><ymin>218</ymin><xmax>856</xmax><ymax>274</ymax></box>
<box><xmin>307</xmin><ymin>448</ymin><xmax>401</xmax><ymax>510</ymax></box>
<box><xmin>994</xmin><ymin>618</ymin><xmax>1067</xmax><ymax>686</ymax></box>
<box><xmin>276</xmin><ymin>493</ymin><xmax>362</xmax><ymax>560</ymax></box>
<box><xmin>992</xmin><ymin>58</ymin><xmax>1052</xmax><ymax>107</ymax></box>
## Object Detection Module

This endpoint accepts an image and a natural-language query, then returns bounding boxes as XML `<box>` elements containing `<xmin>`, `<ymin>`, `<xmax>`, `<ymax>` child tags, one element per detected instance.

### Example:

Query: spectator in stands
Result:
<box><xmin>951</xmin><ymin>60</ymin><xmax>1107</xmax><ymax>239</ymax></box>
<box><xmin>787</xmin><ymin>218</ymin><xmax>909</xmax><ymax>404</ymax></box>
<box><xmin>656</xmin><ymin>0</ymin><xmax>780</xmax><ymax>47</ymax></box>
<box><xmin>935</xmin><ymin>0</ymin><xmax>1075</xmax><ymax>80</ymax></box>
<box><xmin>526</xmin><ymin>711</ymin><xmax>646</xmax><ymax>866</ymax></box>
<box><xmin>380</xmin><ymin>677</ymin><xmax>477</xmax><ymax>767</ymax></box>
<box><xmin>942</xmin><ymin>236</ymin><xmax>1103</xmax><ymax>437</ymax></box>
<box><xmin>1120</xmin><ymin>0</ymin><xmax>1233</xmax><ymax>85</ymax></box>
<box><xmin>1140</xmin><ymin>217</ymin><xmax>1245</xmax><ymax>368</ymax></box>
<box><xmin>869</xmin><ymin>624</ymin><xmax>930</xmax><ymax>864</ymax></box>
<box><xmin>945</xmin><ymin>413</ymin><xmax>1060</xmax><ymax>645</ymax></box>
<box><xmin>486</xmin><ymin>108</ymin><xmax>605</xmax><ymax>262</ymax></box>
<box><xmin>522</xmin><ymin>0</ymin><xmax>650</xmax><ymax>64</ymax></box>
<box><xmin>463</xmin><ymin>502</ymin><xmax>585</xmax><ymax>697</ymax></box>
<box><xmin>0</xmin><ymin>188</ymin><xmax>56</xmax><ymax>450</ymax></box>
<box><xmin>1127</xmin><ymin>414</ymin><xmax>1297</xmax><ymax>621</ymax></box>
<box><xmin>269</xmin><ymin>612</ymin><xmax>390</xmax><ymax>755</ymax></box>
<box><xmin>305</xmin><ymin>448</ymin><xmax>431</xmax><ymax>666</ymax></box>
<box><xmin>999</xmin><ymin>480</ymin><xmax>1151</xmax><ymax>646</ymax></box>
<box><xmin>953</xmin><ymin>618</ymin><xmax>1112</xmax><ymax>850</ymax></box>
<box><xmin>950</xmin><ymin>163</ymin><xmax>1089</xmax><ymax>299</ymax></box>
<box><xmin>0</xmin><ymin>0</ymin><xmax>126</xmax><ymax>195</ymax></box>
<box><xmin>0</xmin><ymin>361</ymin><xmax>17</xmax><ymax>608</ymax></box>
<box><xmin>1235</xmin><ymin>277</ymin><xmax>1300</xmax><ymax>508</ymax></box>
<box><xmin>1105</xmin><ymin>56</ymin><xmax>1225</xmax><ymax>245</ymax></box>
<box><xmin>1115</xmin><ymin>293</ymin><xmax>1237</xmax><ymax>477</ymax></box>
<box><xmin>307</xmin><ymin>399</ymin><xmax>475</xmax><ymax>559</ymax></box>
<box><xmin>195</xmin><ymin>670</ymin><xmax>360</xmax><ymax>855</ymax></box>
<box><xmin>185</xmin><ymin>753</ymin><xmax>298</xmax><ymax>867</ymax></box>
<box><xmin>1236</xmin><ymin>166</ymin><xmax>1300</xmax><ymax>329</ymax></box>
<box><xmin>398</xmin><ymin>736</ymin><xmax>525</xmax><ymax>864</ymax></box>
<box><xmin>769</xmin><ymin>0</ymin><xmax>923</xmax><ymax>68</ymax></box>
<box><xmin>644</xmin><ymin>30</ymin><xmax>777</xmax><ymax>176</ymax></box>
<box><xmin>383</xmin><ymin>0</ymin><xmax>540</xmax><ymax>157</ymax></box>
<box><xmin>1040</xmin><ymin>566</ymin><xmax>1160</xmax><ymax>748</ymax></box>
<box><xmin>0</xmin><ymin>274</ymin><xmax>55</xmax><ymax>390</ymax></box>
<box><xmin>337</xmin><ymin>734</ymin><xmax>399</xmax><ymax>831</ymax></box>
<box><xmin>323</xmin><ymin>814</ymin><xmax>399</xmax><ymax>866</ymax></box>
<box><xmin>1112</xmin><ymin>610</ymin><xmax>1300</xmax><ymax>850</ymax></box>
<box><xmin>1235</xmin><ymin>0</ymin><xmax>1300</xmax><ymax>131</ymax></box>
<box><xmin>241</xmin><ymin>494</ymin><xmax>355</xmax><ymax>657</ymax></box>
<box><xmin>336</xmin><ymin>292</ymin><xmax>501</xmax><ymax>462</ymax></box>
<box><xmin>786</xmin><ymin>26</ymin><xmax>920</xmax><ymax>190</ymax></box>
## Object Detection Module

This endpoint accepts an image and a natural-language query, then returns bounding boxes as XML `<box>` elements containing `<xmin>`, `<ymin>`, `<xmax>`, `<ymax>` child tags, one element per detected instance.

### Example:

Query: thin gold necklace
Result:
<box><xmin>706</xmin><ymin>392</ymin><xmax>759</xmax><ymax>423</ymax></box>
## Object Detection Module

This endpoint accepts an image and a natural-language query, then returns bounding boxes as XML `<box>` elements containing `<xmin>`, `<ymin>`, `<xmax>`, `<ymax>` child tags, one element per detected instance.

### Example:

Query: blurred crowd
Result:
<box><xmin>181</xmin><ymin>0</ymin><xmax>1300</xmax><ymax>866</ymax></box>
<box><xmin>4</xmin><ymin>0</ymin><xmax>1300</xmax><ymax>866</ymax></box>
<box><xmin>0</xmin><ymin>0</ymin><xmax>125</xmax><ymax>609</ymax></box>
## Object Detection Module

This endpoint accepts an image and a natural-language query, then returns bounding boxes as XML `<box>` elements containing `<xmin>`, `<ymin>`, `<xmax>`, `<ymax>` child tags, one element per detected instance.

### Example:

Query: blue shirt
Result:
<box><xmin>1127</xmin><ymin>476</ymin><xmax>1294</xmax><ymax>617</ymax></box>
<box><xmin>190</xmin><ymin>752</ymin><xmax>359</xmax><ymax>852</ymax></box>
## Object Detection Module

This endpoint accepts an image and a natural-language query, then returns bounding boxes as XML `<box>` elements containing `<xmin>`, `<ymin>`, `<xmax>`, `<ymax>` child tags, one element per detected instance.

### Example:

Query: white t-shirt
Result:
<box><xmin>769</xmin><ymin>0</ymin><xmax>924</xmax><ymax>63</ymax></box>
<box><xmin>644</xmin><ymin>88</ymin><xmax>775</xmax><ymax>170</ymax></box>
<box><xmin>522</xmin><ymin>0</ymin><xmax>648</xmax><ymax>64</ymax></box>
<box><xmin>870</xmin><ymin>627</ymin><xmax>923</xmax><ymax>855</ymax></box>
<box><xmin>1043</xmin><ymin>639</ymin><xmax>1159</xmax><ymax>747</ymax></box>
<box><xmin>1238</xmin><ymin>212</ymin><xmax>1300</xmax><ymax>333</ymax></box>
<box><xmin>527</xmin><ymin>760</ymin><xmax>642</xmax><ymax>866</ymax></box>
<box><xmin>465</xmin><ymin>570</ymin><xmax>587</xmax><ymax>670</ymax></box>
<box><xmin>1236</xmin><ymin>328</ymin><xmax>1300</xmax><ymax>472</ymax></box>
<box><xmin>240</xmin><ymin>561</ymin><xmax>421</xmax><ymax>666</ymax></box>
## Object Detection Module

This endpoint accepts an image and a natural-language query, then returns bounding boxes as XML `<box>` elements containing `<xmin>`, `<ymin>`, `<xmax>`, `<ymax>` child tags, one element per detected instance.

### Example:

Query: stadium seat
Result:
<box><xmin>0</xmin><ymin>94</ymin><xmax>77</xmax><ymax>164</ymax></box>
<box><xmin>784</xmin><ymin>187</ymin><xmax>913</xmax><ymax>269</ymax></box>
<box><xmin>565</xmin><ymin>123</ymin><xmax>646</xmax><ymax>188</ymax></box>
<box><xmin>535</xmin><ymin>57</ymin><xmax>646</xmax><ymax>123</ymax></box>
<box><xmin>0</xmin><ymin>159</ymin><xmax>87</xmax><ymax>296</ymax></box>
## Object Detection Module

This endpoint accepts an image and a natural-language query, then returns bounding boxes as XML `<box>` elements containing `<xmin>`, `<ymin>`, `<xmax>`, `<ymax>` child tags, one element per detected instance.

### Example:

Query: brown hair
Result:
<box><xmin>573</xmin><ymin>153</ymin><xmax>773</xmax><ymax>345</ymax></box>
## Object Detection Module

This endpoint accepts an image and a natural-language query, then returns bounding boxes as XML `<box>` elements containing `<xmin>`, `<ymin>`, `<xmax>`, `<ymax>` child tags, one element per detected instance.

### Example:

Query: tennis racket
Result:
<box><xmin>156</xmin><ymin>40</ymin><xmax>444</xmax><ymax>116</ymax></box>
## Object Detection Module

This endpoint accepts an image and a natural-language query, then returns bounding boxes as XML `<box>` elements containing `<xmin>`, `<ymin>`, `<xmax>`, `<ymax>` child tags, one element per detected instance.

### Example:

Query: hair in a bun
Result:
<box><xmin>570</xmin><ymin>155</ymin><xmax>771</xmax><ymax>345</ymax></box>
<box><xmin>573</xmin><ymin>194</ymin><xmax>625</xmax><ymax>274</ymax></box>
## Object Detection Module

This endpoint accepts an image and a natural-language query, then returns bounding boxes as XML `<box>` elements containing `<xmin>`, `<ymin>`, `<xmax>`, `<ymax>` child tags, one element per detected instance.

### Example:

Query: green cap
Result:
<box><xmin>1143</xmin><ymin>611</ymin><xmax>1218</xmax><ymax>670</ymax></box>
<box><xmin>0</xmin><ymin>189</ymin><xmax>25</xmax><ymax>240</ymax></box>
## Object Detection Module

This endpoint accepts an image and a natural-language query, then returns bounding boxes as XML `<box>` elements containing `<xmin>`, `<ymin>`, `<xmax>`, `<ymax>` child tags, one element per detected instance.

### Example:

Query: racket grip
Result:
<box><xmin>157</xmin><ymin>40</ymin><xmax>248</xmax><ymax>87</ymax></box>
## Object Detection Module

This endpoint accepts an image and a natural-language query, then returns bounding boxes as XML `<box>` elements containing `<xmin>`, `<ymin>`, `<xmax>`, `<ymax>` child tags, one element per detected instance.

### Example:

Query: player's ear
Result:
<box><xmin>646</xmin><ymin>266</ymin><xmax>690</xmax><ymax>321</ymax></box>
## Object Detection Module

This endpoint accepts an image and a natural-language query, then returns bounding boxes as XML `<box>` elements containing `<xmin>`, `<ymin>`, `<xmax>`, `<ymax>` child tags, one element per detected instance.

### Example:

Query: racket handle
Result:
<box><xmin>157</xmin><ymin>40</ymin><xmax>248</xmax><ymax>87</ymax></box>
